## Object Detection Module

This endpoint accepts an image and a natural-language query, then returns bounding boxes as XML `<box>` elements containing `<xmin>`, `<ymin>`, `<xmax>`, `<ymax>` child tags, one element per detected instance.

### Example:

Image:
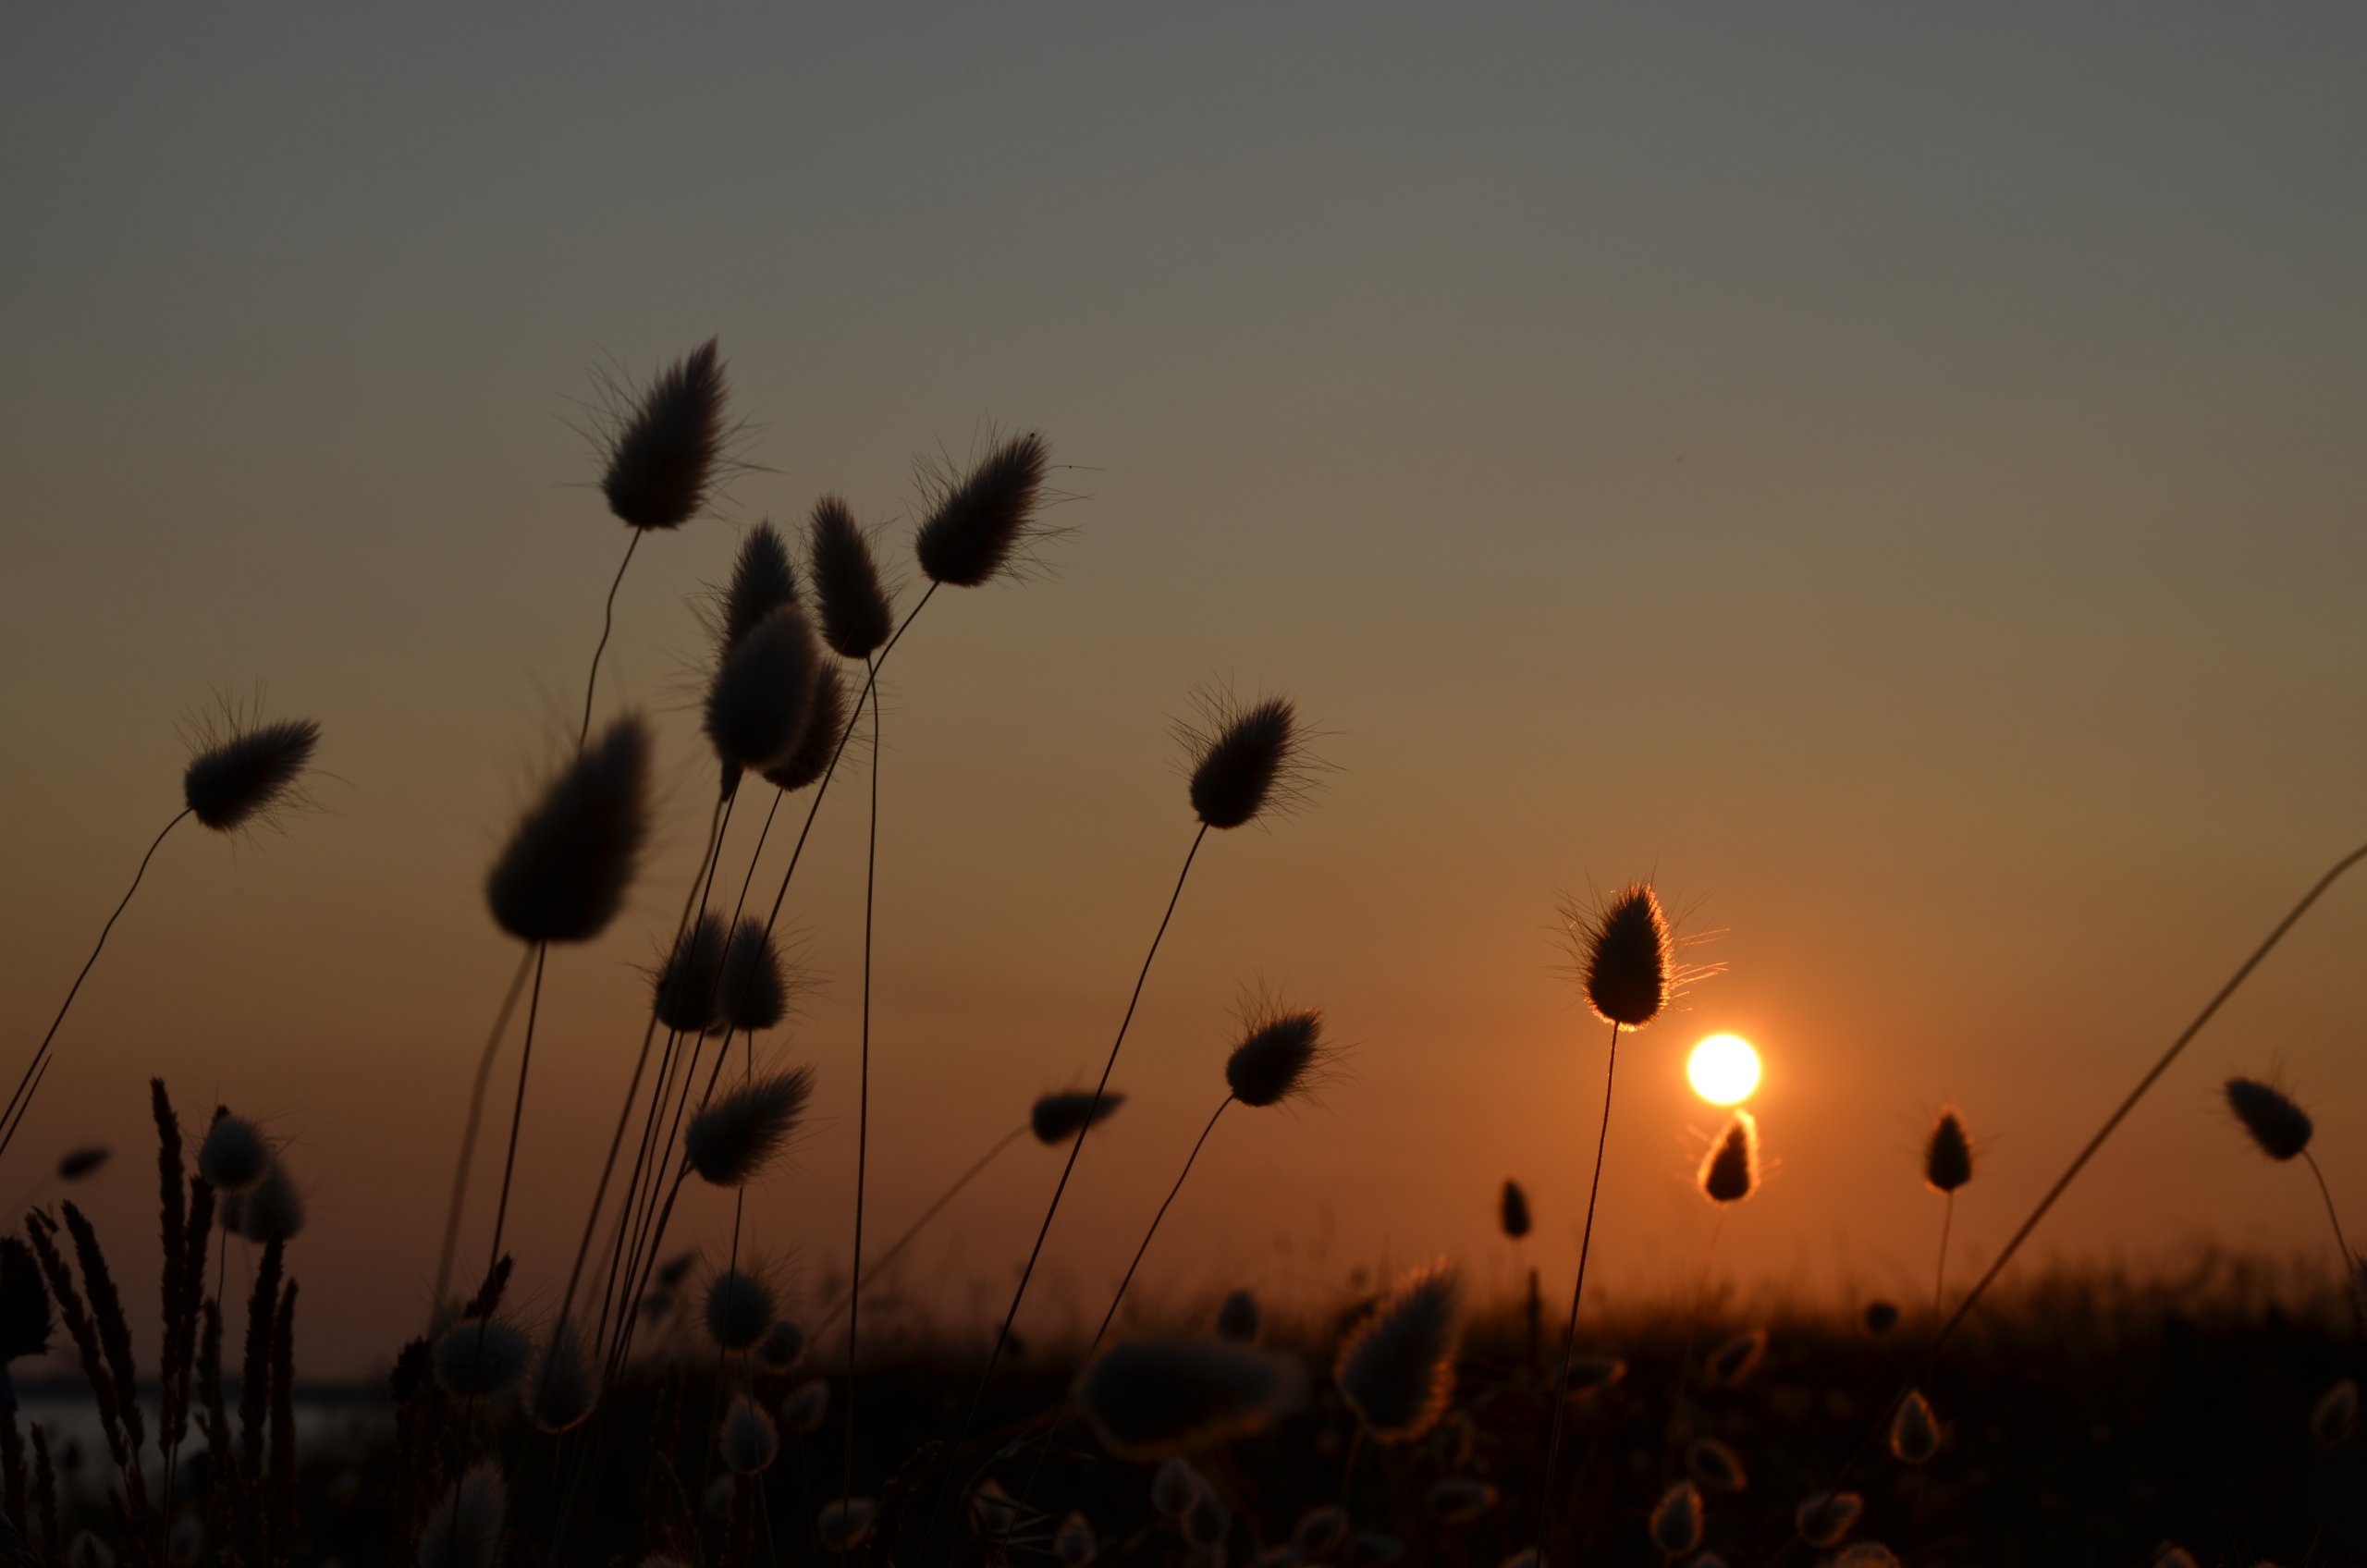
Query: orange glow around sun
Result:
<box><xmin>1687</xmin><ymin>1034</ymin><xmax>1761</xmax><ymax>1105</ymax></box>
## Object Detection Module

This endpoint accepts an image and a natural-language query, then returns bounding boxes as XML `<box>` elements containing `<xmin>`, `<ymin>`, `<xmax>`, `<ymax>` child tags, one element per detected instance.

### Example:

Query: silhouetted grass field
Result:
<box><xmin>6</xmin><ymin>340</ymin><xmax>2360</xmax><ymax>1567</ymax></box>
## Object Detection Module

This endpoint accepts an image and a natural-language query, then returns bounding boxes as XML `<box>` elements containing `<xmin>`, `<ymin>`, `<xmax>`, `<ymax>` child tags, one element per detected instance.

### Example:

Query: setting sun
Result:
<box><xmin>1687</xmin><ymin>1034</ymin><xmax>1762</xmax><ymax>1106</ymax></box>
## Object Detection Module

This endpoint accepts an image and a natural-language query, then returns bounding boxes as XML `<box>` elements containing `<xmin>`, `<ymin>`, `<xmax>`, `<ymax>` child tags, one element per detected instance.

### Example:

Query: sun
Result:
<box><xmin>1686</xmin><ymin>1034</ymin><xmax>1761</xmax><ymax>1106</ymax></box>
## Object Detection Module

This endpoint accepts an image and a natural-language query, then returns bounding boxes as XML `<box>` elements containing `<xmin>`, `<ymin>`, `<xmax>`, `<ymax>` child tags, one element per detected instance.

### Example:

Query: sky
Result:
<box><xmin>3</xmin><ymin>6</ymin><xmax>2364</xmax><ymax>1376</ymax></box>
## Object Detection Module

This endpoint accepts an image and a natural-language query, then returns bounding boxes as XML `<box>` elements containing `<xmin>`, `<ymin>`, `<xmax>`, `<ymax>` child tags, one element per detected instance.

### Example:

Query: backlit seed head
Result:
<box><xmin>1795</xmin><ymin>1492</ymin><xmax>1863</xmax><ymax>1550</ymax></box>
<box><xmin>1031</xmin><ymin>1089</ymin><xmax>1126</xmax><ymax>1145</ymax></box>
<box><xmin>1888</xmin><ymin>1389</ymin><xmax>1940</xmax><ymax>1465</ymax></box>
<box><xmin>1648</xmin><ymin>1482</ymin><xmax>1704</xmax><ymax>1555</ymax></box>
<box><xmin>1499</xmin><ymin>1179</ymin><xmax>1532</xmax><ymax>1239</ymax></box>
<box><xmin>2226</xmin><ymin>1076</ymin><xmax>2313</xmax><ymax>1162</ymax></box>
<box><xmin>596</xmin><ymin>339</ymin><xmax>729</xmax><ymax>533</ymax></box>
<box><xmin>1699</xmin><ymin>1111</ymin><xmax>1760</xmax><ymax>1206</ymax></box>
<box><xmin>1924</xmin><ymin>1108</ymin><xmax>1974</xmax><ymax>1193</ymax></box>
<box><xmin>1179</xmin><ymin>689</ymin><xmax>1320</xmax><ymax>831</ymax></box>
<box><xmin>1566</xmin><ymin>883</ymin><xmax>1675</xmax><ymax>1031</ymax></box>
<box><xmin>1335</xmin><ymin>1263</ymin><xmax>1461</xmax><ymax>1443</ymax></box>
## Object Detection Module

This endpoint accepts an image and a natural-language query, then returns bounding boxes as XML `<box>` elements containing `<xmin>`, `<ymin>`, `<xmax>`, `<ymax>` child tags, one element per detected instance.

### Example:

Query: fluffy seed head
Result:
<box><xmin>1075</xmin><ymin>1338</ymin><xmax>1306</xmax><ymax>1460</ymax></box>
<box><xmin>1293</xmin><ymin>1506</ymin><xmax>1349</xmax><ymax>1555</ymax></box>
<box><xmin>1032</xmin><ymin>1090</ymin><xmax>1125</xmax><ymax>1145</ymax></box>
<box><xmin>522</xmin><ymin>1327</ymin><xmax>599</xmax><ymax>1433</ymax></box>
<box><xmin>1863</xmin><ymin>1300</ymin><xmax>1900</xmax><ymax>1335</ymax></box>
<box><xmin>1924</xmin><ymin>1108</ymin><xmax>1974</xmax><ymax>1193</ymax></box>
<box><xmin>2226</xmin><ymin>1076</ymin><xmax>2312</xmax><ymax>1161</ymax></box>
<box><xmin>761</xmin><ymin>664</ymin><xmax>849</xmax><ymax>795</ymax></box>
<box><xmin>486</xmin><ymin>716</ymin><xmax>650</xmax><ymax>945</ymax></box>
<box><xmin>652</xmin><ymin>914</ymin><xmax>730</xmax><ymax>1035</ymax></box>
<box><xmin>914</xmin><ymin>431</ymin><xmax>1052</xmax><ymax>587</ymax></box>
<box><xmin>816</xmin><ymin>1498</ymin><xmax>876</xmax><ymax>1553</ymax></box>
<box><xmin>1216</xmin><ymin>1289</ymin><xmax>1260</xmax><ymax>1343</ymax></box>
<box><xmin>224</xmin><ymin>1159</ymin><xmax>305</xmax><ymax>1242</ymax></box>
<box><xmin>0</xmin><ymin>1239</ymin><xmax>55</xmax><ymax>1363</ymax></box>
<box><xmin>198</xmin><ymin>1113</ymin><xmax>271</xmax><ymax>1194</ymax></box>
<box><xmin>1183</xmin><ymin>692</ymin><xmax>1312</xmax><ymax>831</ymax></box>
<box><xmin>715</xmin><ymin>919</ymin><xmax>789</xmax><ymax>1034</ymax></box>
<box><xmin>706</xmin><ymin>606</ymin><xmax>821</xmax><ymax>780</ymax></box>
<box><xmin>183</xmin><ymin>716</ymin><xmax>320</xmax><ymax>833</ymax></box>
<box><xmin>720</xmin><ymin>1393</ymin><xmax>779</xmax><ymax>1474</ymax></box>
<box><xmin>1564</xmin><ymin>1354</ymin><xmax>1626</xmax><ymax>1399</ymax></box>
<box><xmin>1699</xmin><ymin>1110</ymin><xmax>1760</xmax><ymax>1206</ymax></box>
<box><xmin>599</xmin><ymin>339</ymin><xmax>727</xmax><ymax>532</ymax></box>
<box><xmin>1888</xmin><ymin>1389</ymin><xmax>1940</xmax><ymax>1465</ymax></box>
<box><xmin>753</xmin><ymin>1317</ymin><xmax>805</xmax><ymax>1374</ymax></box>
<box><xmin>685</xmin><ymin>1067</ymin><xmax>816</xmax><ymax>1188</ymax></box>
<box><xmin>1569</xmin><ymin>882</ymin><xmax>1675</xmax><ymax>1030</ymax></box>
<box><xmin>418</xmin><ymin>1464</ymin><xmax>506</xmax><ymax>1568</ymax></box>
<box><xmin>1429</xmin><ymin>1476</ymin><xmax>1498</xmax><ymax>1525</ymax></box>
<box><xmin>166</xmin><ymin>1515</ymin><xmax>202</xmax><ymax>1568</ymax></box>
<box><xmin>2312</xmin><ymin>1378</ymin><xmax>2358</xmax><ymax>1447</ymax></box>
<box><xmin>1183</xmin><ymin>1486</ymin><xmax>1230</xmax><ymax>1549</ymax></box>
<box><xmin>56</xmin><ymin>1147</ymin><xmax>108</xmax><ymax>1182</ymax></box>
<box><xmin>1335</xmin><ymin>1263</ymin><xmax>1462</xmax><ymax>1443</ymax></box>
<box><xmin>1648</xmin><ymin>1482</ymin><xmax>1704</xmax><ymax>1554</ymax></box>
<box><xmin>1053</xmin><ymin>1513</ymin><xmax>1097</xmax><ymax>1566</ymax></box>
<box><xmin>1795</xmin><ymin>1491</ymin><xmax>1863</xmax><ymax>1549</ymax></box>
<box><xmin>807</xmin><ymin>497</ymin><xmax>893</xmax><ymax>659</ymax></box>
<box><xmin>1151</xmin><ymin>1456</ymin><xmax>1203</xmax><ymax>1518</ymax></box>
<box><xmin>703</xmin><ymin>1268</ymin><xmax>777</xmax><ymax>1353</ymax></box>
<box><xmin>719</xmin><ymin>522</ymin><xmax>799</xmax><ymax>655</ymax></box>
<box><xmin>432</xmin><ymin>1318</ymin><xmax>533</xmax><ymax>1399</ymax></box>
<box><xmin>1703</xmin><ymin>1328</ymin><xmax>1767</xmax><ymax>1388</ymax></box>
<box><xmin>1499</xmin><ymin>1179</ymin><xmax>1531</xmax><ymax>1239</ymax></box>
<box><xmin>1226</xmin><ymin>1006</ymin><xmax>1332</xmax><ymax>1109</ymax></box>
<box><xmin>1688</xmin><ymin>1437</ymin><xmax>1748</xmax><ymax>1491</ymax></box>
<box><xmin>780</xmin><ymin>1378</ymin><xmax>829</xmax><ymax>1435</ymax></box>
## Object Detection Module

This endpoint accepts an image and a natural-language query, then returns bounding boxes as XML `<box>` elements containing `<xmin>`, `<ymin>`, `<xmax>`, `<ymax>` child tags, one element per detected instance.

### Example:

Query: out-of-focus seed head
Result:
<box><xmin>1031</xmin><ymin>1090</ymin><xmax>1125</xmax><ymax>1145</ymax></box>
<box><xmin>1334</xmin><ymin>1263</ymin><xmax>1461</xmax><ymax>1443</ymax></box>
<box><xmin>522</xmin><ymin>1327</ymin><xmax>599</xmax><ymax>1434</ymax></box>
<box><xmin>1795</xmin><ymin>1492</ymin><xmax>1863</xmax><ymax>1550</ymax></box>
<box><xmin>1053</xmin><ymin>1513</ymin><xmax>1097</xmax><ymax>1567</ymax></box>
<box><xmin>1428</xmin><ymin>1476</ymin><xmax>1498</xmax><ymax>1525</ymax></box>
<box><xmin>1924</xmin><ymin>1108</ymin><xmax>1974</xmax><ymax>1193</ymax></box>
<box><xmin>1150</xmin><ymin>1456</ymin><xmax>1203</xmax><ymax>1518</ymax></box>
<box><xmin>417</xmin><ymin>1463</ymin><xmax>506</xmax><ymax>1568</ymax></box>
<box><xmin>816</xmin><ymin>1498</ymin><xmax>876</xmax><ymax>1554</ymax></box>
<box><xmin>703</xmin><ymin>1268</ymin><xmax>777</xmax><ymax>1353</ymax></box>
<box><xmin>1703</xmin><ymin>1328</ymin><xmax>1767</xmax><ymax>1388</ymax></box>
<box><xmin>2312</xmin><ymin>1378</ymin><xmax>2358</xmax><ymax>1447</ymax></box>
<box><xmin>431</xmin><ymin>1318</ymin><xmax>533</xmax><ymax>1400</ymax></box>
<box><xmin>1225</xmin><ymin>1004</ymin><xmax>1334</xmax><ymax>1109</ymax></box>
<box><xmin>753</xmin><ymin>1317</ymin><xmax>805</xmax><ymax>1375</ymax></box>
<box><xmin>780</xmin><ymin>1378</ymin><xmax>829</xmax><ymax>1436</ymax></box>
<box><xmin>1216</xmin><ymin>1289</ymin><xmax>1260</xmax><ymax>1343</ymax></box>
<box><xmin>198</xmin><ymin>1112</ymin><xmax>271</xmax><ymax>1194</ymax></box>
<box><xmin>914</xmin><ymin>432</ymin><xmax>1054</xmax><ymax>588</ymax></box>
<box><xmin>1293</xmin><ymin>1506</ymin><xmax>1349</xmax><ymax>1556</ymax></box>
<box><xmin>56</xmin><ymin>1147</ymin><xmax>108</xmax><ymax>1182</ymax></box>
<box><xmin>1499</xmin><ymin>1179</ymin><xmax>1532</xmax><ymax>1240</ymax></box>
<box><xmin>1687</xmin><ymin>1437</ymin><xmax>1748</xmax><ymax>1491</ymax></box>
<box><xmin>1888</xmin><ymin>1389</ymin><xmax>1940</xmax><ymax>1465</ymax></box>
<box><xmin>2226</xmin><ymin>1076</ymin><xmax>2313</xmax><ymax>1162</ymax></box>
<box><xmin>1863</xmin><ymin>1300</ymin><xmax>1899</xmax><ymax>1336</ymax></box>
<box><xmin>720</xmin><ymin>1393</ymin><xmax>779</xmax><ymax>1474</ymax></box>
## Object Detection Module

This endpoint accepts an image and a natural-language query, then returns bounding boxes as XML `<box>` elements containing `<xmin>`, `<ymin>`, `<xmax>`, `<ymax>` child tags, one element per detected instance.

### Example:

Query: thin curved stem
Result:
<box><xmin>844</xmin><ymin>665</ymin><xmax>882</xmax><ymax>1509</ymax></box>
<box><xmin>1932</xmin><ymin>1191</ymin><xmax>1956</xmax><ymax>1327</ymax></box>
<box><xmin>1536</xmin><ymin>1017</ymin><xmax>1622</xmax><ymax>1562</ymax></box>
<box><xmin>430</xmin><ymin>945</ymin><xmax>539</xmax><ymax>1321</ymax></box>
<box><xmin>1018</xmin><ymin>1096</ymin><xmax>1234</xmax><ymax>1506</ymax></box>
<box><xmin>484</xmin><ymin>944</ymin><xmax>549</xmax><ymax>1271</ymax></box>
<box><xmin>576</xmin><ymin>529</ymin><xmax>643</xmax><ymax>747</ymax></box>
<box><xmin>922</xmin><ymin>822</ymin><xmax>1210</xmax><ymax>1554</ymax></box>
<box><xmin>0</xmin><ymin>809</ymin><xmax>191</xmax><ymax>1163</ymax></box>
<box><xmin>2300</xmin><ymin>1150</ymin><xmax>2363</xmax><ymax>1340</ymax></box>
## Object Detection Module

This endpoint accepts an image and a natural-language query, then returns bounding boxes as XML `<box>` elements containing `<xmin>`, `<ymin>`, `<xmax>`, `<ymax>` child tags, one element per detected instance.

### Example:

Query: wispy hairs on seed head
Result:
<box><xmin>595</xmin><ymin>338</ymin><xmax>730</xmax><ymax>533</ymax></box>
<box><xmin>1031</xmin><ymin>1089</ymin><xmax>1126</xmax><ymax>1145</ymax></box>
<box><xmin>1224</xmin><ymin>997</ymin><xmax>1338</xmax><ymax>1109</ymax></box>
<box><xmin>2225</xmin><ymin>1075</ymin><xmax>2312</xmax><ymax>1162</ymax></box>
<box><xmin>182</xmin><ymin>708</ymin><xmax>320</xmax><ymax>834</ymax></box>
<box><xmin>1924</xmin><ymin>1107</ymin><xmax>1974</xmax><ymax>1193</ymax></box>
<box><xmin>718</xmin><ymin>918</ymin><xmax>790</xmax><ymax>1033</ymax></box>
<box><xmin>1177</xmin><ymin>686</ymin><xmax>1326</xmax><ymax>831</ymax></box>
<box><xmin>1687</xmin><ymin>1436</ymin><xmax>1748</xmax><ymax>1491</ymax></box>
<box><xmin>485</xmin><ymin>716</ymin><xmax>651</xmax><ymax>946</ymax></box>
<box><xmin>1074</xmin><ymin>1337</ymin><xmax>1306</xmax><ymax>1460</ymax></box>
<box><xmin>1558</xmin><ymin>881</ymin><xmax>1686</xmax><ymax>1031</ymax></box>
<box><xmin>807</xmin><ymin>496</ymin><xmax>895</xmax><ymax>660</ymax></box>
<box><xmin>702</xmin><ymin>1265</ymin><xmax>778</xmax><ymax>1352</ymax></box>
<box><xmin>198</xmin><ymin>1111</ymin><xmax>271</xmax><ymax>1194</ymax></box>
<box><xmin>1699</xmin><ymin>1109</ymin><xmax>1760</xmax><ymax>1206</ymax></box>
<box><xmin>1647</xmin><ymin>1481</ymin><xmax>1704</xmax><ymax>1555</ymax></box>
<box><xmin>1889</xmin><ymin>1388</ymin><xmax>1941</xmax><ymax>1464</ymax></box>
<box><xmin>720</xmin><ymin>1393</ymin><xmax>779</xmax><ymax>1475</ymax></box>
<box><xmin>705</xmin><ymin>605</ymin><xmax>822</xmax><ymax>781</ymax></box>
<box><xmin>56</xmin><ymin>1147</ymin><xmax>108</xmax><ymax>1182</ymax></box>
<box><xmin>417</xmin><ymin>1463</ymin><xmax>506</xmax><ymax>1568</ymax></box>
<box><xmin>652</xmin><ymin>913</ymin><xmax>730</xmax><ymax>1035</ymax></box>
<box><xmin>761</xmin><ymin>663</ymin><xmax>851</xmax><ymax>796</ymax></box>
<box><xmin>913</xmin><ymin>430</ymin><xmax>1060</xmax><ymax>588</ymax></box>
<box><xmin>522</xmin><ymin>1325</ymin><xmax>599</xmax><ymax>1434</ymax></box>
<box><xmin>1334</xmin><ymin>1262</ymin><xmax>1461</xmax><ymax>1443</ymax></box>
<box><xmin>1794</xmin><ymin>1491</ymin><xmax>1863</xmax><ymax>1549</ymax></box>
<box><xmin>224</xmin><ymin>1158</ymin><xmax>305</xmax><ymax>1242</ymax></box>
<box><xmin>1216</xmin><ymin>1288</ymin><xmax>1260</xmax><ymax>1343</ymax></box>
<box><xmin>685</xmin><ymin>1066</ymin><xmax>816</xmax><ymax>1188</ymax></box>
<box><xmin>716</xmin><ymin>521</ymin><xmax>800</xmax><ymax>657</ymax></box>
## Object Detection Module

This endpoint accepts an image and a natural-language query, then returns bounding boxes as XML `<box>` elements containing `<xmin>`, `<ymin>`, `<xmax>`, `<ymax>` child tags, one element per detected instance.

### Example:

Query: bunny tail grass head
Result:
<box><xmin>1687</xmin><ymin>1437</ymin><xmax>1748</xmax><ymax>1492</ymax></box>
<box><xmin>1499</xmin><ymin>1179</ymin><xmax>1532</xmax><ymax>1240</ymax></box>
<box><xmin>1648</xmin><ymin>1481</ymin><xmax>1704</xmax><ymax>1554</ymax></box>
<box><xmin>718</xmin><ymin>521</ymin><xmax>799</xmax><ymax>655</ymax></box>
<box><xmin>761</xmin><ymin>663</ymin><xmax>850</xmax><ymax>795</ymax></box>
<box><xmin>1149</xmin><ymin>1456</ymin><xmax>1203</xmax><ymax>1518</ymax></box>
<box><xmin>1794</xmin><ymin>1492</ymin><xmax>1863</xmax><ymax>1550</ymax></box>
<box><xmin>522</xmin><ymin>1326</ymin><xmax>599</xmax><ymax>1434</ymax></box>
<box><xmin>1216</xmin><ymin>1289</ymin><xmax>1260</xmax><ymax>1343</ymax></box>
<box><xmin>197</xmin><ymin>1111</ymin><xmax>271</xmax><ymax>1194</ymax></box>
<box><xmin>599</xmin><ymin>338</ymin><xmax>728</xmax><ymax>533</ymax></box>
<box><xmin>685</xmin><ymin>1067</ymin><xmax>816</xmax><ymax>1187</ymax></box>
<box><xmin>706</xmin><ymin>604</ymin><xmax>823</xmax><ymax>783</ymax></box>
<box><xmin>753</xmin><ymin>1317</ymin><xmax>805</xmax><ymax>1375</ymax></box>
<box><xmin>1699</xmin><ymin>1110</ymin><xmax>1760</xmax><ymax>1206</ymax></box>
<box><xmin>816</xmin><ymin>1498</ymin><xmax>877</xmax><ymax>1553</ymax></box>
<box><xmin>718</xmin><ymin>918</ymin><xmax>789</xmax><ymax>1033</ymax></box>
<box><xmin>2225</xmin><ymin>1076</ymin><xmax>2312</xmax><ymax>1162</ymax></box>
<box><xmin>224</xmin><ymin>1159</ymin><xmax>305</xmax><ymax>1242</ymax></box>
<box><xmin>1889</xmin><ymin>1388</ymin><xmax>1941</xmax><ymax>1464</ymax></box>
<box><xmin>1334</xmin><ymin>1262</ymin><xmax>1462</xmax><ymax>1443</ymax></box>
<box><xmin>914</xmin><ymin>430</ymin><xmax>1054</xmax><ymax>587</ymax></box>
<box><xmin>183</xmin><ymin>714</ymin><xmax>320</xmax><ymax>833</ymax></box>
<box><xmin>431</xmin><ymin>1318</ymin><xmax>533</xmax><ymax>1400</ymax></box>
<box><xmin>720</xmin><ymin>1393</ymin><xmax>779</xmax><ymax>1475</ymax></box>
<box><xmin>1031</xmin><ymin>1089</ymin><xmax>1126</xmax><ymax>1145</ymax></box>
<box><xmin>0</xmin><ymin>1239</ymin><xmax>55</xmax><ymax>1364</ymax></box>
<box><xmin>1225</xmin><ymin>1001</ymin><xmax>1336</xmax><ymax>1109</ymax></box>
<box><xmin>1565</xmin><ymin>882</ymin><xmax>1677</xmax><ymax>1031</ymax></box>
<box><xmin>652</xmin><ymin>913</ymin><xmax>730</xmax><ymax>1035</ymax></box>
<box><xmin>702</xmin><ymin>1268</ymin><xmax>777</xmax><ymax>1353</ymax></box>
<box><xmin>57</xmin><ymin>1146</ymin><xmax>109</xmax><ymax>1182</ymax></box>
<box><xmin>1074</xmin><ymin>1337</ymin><xmax>1306</xmax><ymax>1460</ymax></box>
<box><xmin>486</xmin><ymin>716</ymin><xmax>651</xmax><ymax>945</ymax></box>
<box><xmin>807</xmin><ymin>496</ymin><xmax>894</xmax><ymax>660</ymax></box>
<box><xmin>418</xmin><ymin>1463</ymin><xmax>506</xmax><ymax>1568</ymax></box>
<box><xmin>1924</xmin><ymin>1108</ymin><xmax>1974</xmax><ymax>1193</ymax></box>
<box><xmin>2312</xmin><ymin>1378</ymin><xmax>2358</xmax><ymax>1447</ymax></box>
<box><xmin>1181</xmin><ymin>689</ymin><xmax>1321</xmax><ymax>831</ymax></box>
<box><xmin>1703</xmin><ymin>1328</ymin><xmax>1767</xmax><ymax>1388</ymax></box>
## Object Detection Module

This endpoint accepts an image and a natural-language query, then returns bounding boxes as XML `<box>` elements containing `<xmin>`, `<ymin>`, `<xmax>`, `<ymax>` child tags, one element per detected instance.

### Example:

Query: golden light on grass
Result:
<box><xmin>1686</xmin><ymin>1034</ymin><xmax>1761</xmax><ymax>1106</ymax></box>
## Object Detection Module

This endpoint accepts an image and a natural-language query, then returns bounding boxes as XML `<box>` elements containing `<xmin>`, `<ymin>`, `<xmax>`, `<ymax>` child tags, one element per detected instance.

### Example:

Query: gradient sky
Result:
<box><xmin>4</xmin><ymin>7</ymin><xmax>2364</xmax><ymax>1374</ymax></box>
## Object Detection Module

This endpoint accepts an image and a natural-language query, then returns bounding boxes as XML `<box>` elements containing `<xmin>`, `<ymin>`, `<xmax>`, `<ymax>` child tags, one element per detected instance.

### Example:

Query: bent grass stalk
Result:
<box><xmin>1536</xmin><ymin>1017</ymin><xmax>1620</xmax><ymax>1560</ymax></box>
<box><xmin>843</xmin><ymin>665</ymin><xmax>882</xmax><ymax>1513</ymax></box>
